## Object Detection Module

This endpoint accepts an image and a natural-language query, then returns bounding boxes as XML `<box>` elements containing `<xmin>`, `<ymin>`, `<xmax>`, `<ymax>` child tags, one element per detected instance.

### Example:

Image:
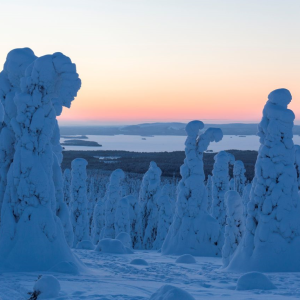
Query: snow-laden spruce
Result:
<box><xmin>63</xmin><ymin>168</ymin><xmax>72</xmax><ymax>207</ymax></box>
<box><xmin>242</xmin><ymin>182</ymin><xmax>252</xmax><ymax>219</ymax></box>
<box><xmin>229</xmin><ymin>178</ymin><xmax>234</xmax><ymax>191</ymax></box>
<box><xmin>69</xmin><ymin>158</ymin><xmax>91</xmax><ymax>248</ymax></box>
<box><xmin>126</xmin><ymin>195</ymin><xmax>141</xmax><ymax>249</ymax></box>
<box><xmin>102</xmin><ymin>169</ymin><xmax>125</xmax><ymax>239</ymax></box>
<box><xmin>139</xmin><ymin>161</ymin><xmax>162</xmax><ymax>249</ymax></box>
<box><xmin>162</xmin><ymin>121</ymin><xmax>223</xmax><ymax>256</ymax></box>
<box><xmin>222</xmin><ymin>191</ymin><xmax>244</xmax><ymax>268</ymax></box>
<box><xmin>0</xmin><ymin>49</ymin><xmax>36</xmax><ymax>223</ymax></box>
<box><xmin>228</xmin><ymin>89</ymin><xmax>300</xmax><ymax>272</ymax></box>
<box><xmin>91</xmin><ymin>198</ymin><xmax>105</xmax><ymax>245</ymax></box>
<box><xmin>295</xmin><ymin>145</ymin><xmax>300</xmax><ymax>189</ymax></box>
<box><xmin>233</xmin><ymin>160</ymin><xmax>246</xmax><ymax>197</ymax></box>
<box><xmin>114</xmin><ymin>197</ymin><xmax>131</xmax><ymax>237</ymax></box>
<box><xmin>206</xmin><ymin>175</ymin><xmax>213</xmax><ymax>213</ymax></box>
<box><xmin>153</xmin><ymin>184</ymin><xmax>173</xmax><ymax>250</ymax></box>
<box><xmin>212</xmin><ymin>151</ymin><xmax>235</xmax><ymax>234</ymax></box>
<box><xmin>0</xmin><ymin>49</ymin><xmax>82</xmax><ymax>271</ymax></box>
<box><xmin>87</xmin><ymin>177</ymin><xmax>97</xmax><ymax>234</ymax></box>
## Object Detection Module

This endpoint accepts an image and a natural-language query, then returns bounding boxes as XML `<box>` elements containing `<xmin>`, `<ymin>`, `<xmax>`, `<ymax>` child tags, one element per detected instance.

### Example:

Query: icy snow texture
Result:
<box><xmin>222</xmin><ymin>191</ymin><xmax>244</xmax><ymax>268</ymax></box>
<box><xmin>70</xmin><ymin>158</ymin><xmax>91</xmax><ymax>248</ymax></box>
<box><xmin>115</xmin><ymin>197</ymin><xmax>131</xmax><ymax>237</ymax></box>
<box><xmin>228</xmin><ymin>89</ymin><xmax>300</xmax><ymax>272</ymax></box>
<box><xmin>233</xmin><ymin>160</ymin><xmax>246</xmax><ymax>196</ymax></box>
<box><xmin>162</xmin><ymin>121</ymin><xmax>223</xmax><ymax>256</ymax></box>
<box><xmin>236</xmin><ymin>272</ymin><xmax>276</xmax><ymax>290</ymax></box>
<box><xmin>32</xmin><ymin>275</ymin><xmax>61</xmax><ymax>299</ymax></box>
<box><xmin>103</xmin><ymin>169</ymin><xmax>125</xmax><ymax>238</ymax></box>
<box><xmin>0</xmin><ymin>49</ymin><xmax>82</xmax><ymax>271</ymax></box>
<box><xmin>212</xmin><ymin>151</ymin><xmax>235</xmax><ymax>234</ymax></box>
<box><xmin>149</xmin><ymin>285</ymin><xmax>195</xmax><ymax>300</ymax></box>
<box><xmin>95</xmin><ymin>238</ymin><xmax>133</xmax><ymax>254</ymax></box>
<box><xmin>91</xmin><ymin>198</ymin><xmax>105</xmax><ymax>245</ymax></box>
<box><xmin>139</xmin><ymin>161</ymin><xmax>162</xmax><ymax>250</ymax></box>
<box><xmin>206</xmin><ymin>175</ymin><xmax>213</xmax><ymax>213</ymax></box>
<box><xmin>63</xmin><ymin>168</ymin><xmax>71</xmax><ymax>207</ymax></box>
<box><xmin>175</xmin><ymin>254</ymin><xmax>196</xmax><ymax>264</ymax></box>
<box><xmin>116</xmin><ymin>232</ymin><xmax>132</xmax><ymax>249</ymax></box>
<box><xmin>153</xmin><ymin>184</ymin><xmax>173</xmax><ymax>250</ymax></box>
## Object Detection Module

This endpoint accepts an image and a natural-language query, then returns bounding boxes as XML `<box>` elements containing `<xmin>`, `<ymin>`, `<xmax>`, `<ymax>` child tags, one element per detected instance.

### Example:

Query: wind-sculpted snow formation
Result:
<box><xmin>139</xmin><ymin>161</ymin><xmax>162</xmax><ymax>250</ymax></box>
<box><xmin>228</xmin><ymin>89</ymin><xmax>300</xmax><ymax>272</ymax></box>
<box><xmin>103</xmin><ymin>169</ymin><xmax>125</xmax><ymax>239</ymax></box>
<box><xmin>222</xmin><ymin>191</ymin><xmax>244</xmax><ymax>267</ymax></box>
<box><xmin>233</xmin><ymin>160</ymin><xmax>246</xmax><ymax>197</ymax></box>
<box><xmin>212</xmin><ymin>151</ymin><xmax>235</xmax><ymax>235</ymax></box>
<box><xmin>0</xmin><ymin>48</ymin><xmax>82</xmax><ymax>271</ymax></box>
<box><xmin>162</xmin><ymin>121</ymin><xmax>223</xmax><ymax>256</ymax></box>
<box><xmin>70</xmin><ymin>158</ymin><xmax>91</xmax><ymax>248</ymax></box>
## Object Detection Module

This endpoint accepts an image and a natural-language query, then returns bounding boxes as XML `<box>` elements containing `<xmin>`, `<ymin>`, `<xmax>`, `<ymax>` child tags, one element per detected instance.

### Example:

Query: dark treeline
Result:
<box><xmin>62</xmin><ymin>150</ymin><xmax>257</xmax><ymax>181</ymax></box>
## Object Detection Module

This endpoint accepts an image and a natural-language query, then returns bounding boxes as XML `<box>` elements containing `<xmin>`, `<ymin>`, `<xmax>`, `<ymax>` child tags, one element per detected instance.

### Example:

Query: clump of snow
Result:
<box><xmin>236</xmin><ymin>272</ymin><xmax>276</xmax><ymax>290</ymax></box>
<box><xmin>0</xmin><ymin>49</ymin><xmax>82</xmax><ymax>271</ymax></box>
<box><xmin>48</xmin><ymin>261</ymin><xmax>79</xmax><ymax>275</ymax></box>
<box><xmin>103</xmin><ymin>169</ymin><xmax>125</xmax><ymax>239</ymax></box>
<box><xmin>76</xmin><ymin>240</ymin><xmax>95</xmax><ymax>250</ymax></box>
<box><xmin>31</xmin><ymin>275</ymin><xmax>61</xmax><ymax>299</ymax></box>
<box><xmin>130</xmin><ymin>258</ymin><xmax>148</xmax><ymax>266</ymax></box>
<box><xmin>149</xmin><ymin>285</ymin><xmax>195</xmax><ymax>300</ymax></box>
<box><xmin>228</xmin><ymin>89</ymin><xmax>300</xmax><ymax>272</ymax></box>
<box><xmin>70</xmin><ymin>158</ymin><xmax>91</xmax><ymax>247</ymax></box>
<box><xmin>116</xmin><ymin>232</ymin><xmax>132</xmax><ymax>249</ymax></box>
<box><xmin>222</xmin><ymin>191</ymin><xmax>244</xmax><ymax>268</ymax></box>
<box><xmin>162</xmin><ymin>121</ymin><xmax>223</xmax><ymax>256</ymax></box>
<box><xmin>139</xmin><ymin>161</ymin><xmax>162</xmax><ymax>250</ymax></box>
<box><xmin>175</xmin><ymin>254</ymin><xmax>196</xmax><ymax>264</ymax></box>
<box><xmin>95</xmin><ymin>238</ymin><xmax>133</xmax><ymax>254</ymax></box>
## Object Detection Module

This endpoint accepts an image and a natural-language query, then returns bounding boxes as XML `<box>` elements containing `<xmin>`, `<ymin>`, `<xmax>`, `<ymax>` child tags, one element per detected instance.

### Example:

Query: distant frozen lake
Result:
<box><xmin>60</xmin><ymin>135</ymin><xmax>300</xmax><ymax>152</ymax></box>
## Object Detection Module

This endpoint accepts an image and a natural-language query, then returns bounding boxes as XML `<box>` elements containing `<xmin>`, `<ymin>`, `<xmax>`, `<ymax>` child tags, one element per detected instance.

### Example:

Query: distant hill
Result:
<box><xmin>59</xmin><ymin>122</ymin><xmax>300</xmax><ymax>136</ymax></box>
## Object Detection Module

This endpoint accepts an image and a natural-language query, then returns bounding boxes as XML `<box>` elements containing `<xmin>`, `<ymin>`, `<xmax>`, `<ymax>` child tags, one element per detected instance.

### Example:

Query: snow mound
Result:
<box><xmin>95</xmin><ymin>238</ymin><xmax>133</xmax><ymax>254</ymax></box>
<box><xmin>32</xmin><ymin>275</ymin><xmax>61</xmax><ymax>299</ymax></box>
<box><xmin>76</xmin><ymin>240</ymin><xmax>95</xmax><ymax>250</ymax></box>
<box><xmin>175</xmin><ymin>254</ymin><xmax>196</xmax><ymax>264</ymax></box>
<box><xmin>48</xmin><ymin>261</ymin><xmax>79</xmax><ymax>275</ymax></box>
<box><xmin>236</xmin><ymin>272</ymin><xmax>276</xmax><ymax>290</ymax></box>
<box><xmin>149</xmin><ymin>285</ymin><xmax>195</xmax><ymax>300</ymax></box>
<box><xmin>116</xmin><ymin>232</ymin><xmax>132</xmax><ymax>249</ymax></box>
<box><xmin>130</xmin><ymin>258</ymin><xmax>148</xmax><ymax>266</ymax></box>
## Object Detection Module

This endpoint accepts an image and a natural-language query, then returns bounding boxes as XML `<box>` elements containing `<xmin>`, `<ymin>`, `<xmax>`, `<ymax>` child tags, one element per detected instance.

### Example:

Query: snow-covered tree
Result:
<box><xmin>139</xmin><ymin>161</ymin><xmax>162</xmax><ymax>249</ymax></box>
<box><xmin>63</xmin><ymin>168</ymin><xmax>71</xmax><ymax>207</ymax></box>
<box><xmin>206</xmin><ymin>175</ymin><xmax>213</xmax><ymax>214</ymax></box>
<box><xmin>0</xmin><ymin>49</ymin><xmax>81</xmax><ymax>271</ymax></box>
<box><xmin>0</xmin><ymin>49</ymin><xmax>36</xmax><ymax>223</ymax></box>
<box><xmin>87</xmin><ymin>177</ymin><xmax>97</xmax><ymax>234</ymax></box>
<box><xmin>212</xmin><ymin>151</ymin><xmax>235</xmax><ymax>234</ymax></box>
<box><xmin>242</xmin><ymin>182</ymin><xmax>252</xmax><ymax>219</ymax></box>
<box><xmin>126</xmin><ymin>194</ymin><xmax>141</xmax><ymax>249</ymax></box>
<box><xmin>162</xmin><ymin>121</ymin><xmax>223</xmax><ymax>256</ymax></box>
<box><xmin>115</xmin><ymin>197</ymin><xmax>130</xmax><ymax>237</ymax></box>
<box><xmin>153</xmin><ymin>185</ymin><xmax>173</xmax><ymax>250</ymax></box>
<box><xmin>233</xmin><ymin>160</ymin><xmax>246</xmax><ymax>197</ymax></box>
<box><xmin>91</xmin><ymin>198</ymin><xmax>105</xmax><ymax>245</ymax></box>
<box><xmin>222</xmin><ymin>191</ymin><xmax>244</xmax><ymax>268</ymax></box>
<box><xmin>229</xmin><ymin>178</ymin><xmax>234</xmax><ymax>191</ymax></box>
<box><xmin>70</xmin><ymin>158</ymin><xmax>91</xmax><ymax>247</ymax></box>
<box><xmin>102</xmin><ymin>169</ymin><xmax>125</xmax><ymax>239</ymax></box>
<box><xmin>295</xmin><ymin>145</ymin><xmax>300</xmax><ymax>189</ymax></box>
<box><xmin>229</xmin><ymin>89</ymin><xmax>300</xmax><ymax>272</ymax></box>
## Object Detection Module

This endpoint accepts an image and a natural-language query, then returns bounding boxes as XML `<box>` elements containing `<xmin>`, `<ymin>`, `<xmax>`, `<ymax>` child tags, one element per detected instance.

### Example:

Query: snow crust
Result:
<box><xmin>236</xmin><ymin>272</ymin><xmax>276</xmax><ymax>290</ymax></box>
<box><xmin>162</xmin><ymin>121</ymin><xmax>223</xmax><ymax>256</ymax></box>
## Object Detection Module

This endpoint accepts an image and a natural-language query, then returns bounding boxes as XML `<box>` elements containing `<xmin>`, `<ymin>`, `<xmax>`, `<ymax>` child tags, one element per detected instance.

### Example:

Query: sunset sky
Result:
<box><xmin>1</xmin><ymin>0</ymin><xmax>300</xmax><ymax>125</ymax></box>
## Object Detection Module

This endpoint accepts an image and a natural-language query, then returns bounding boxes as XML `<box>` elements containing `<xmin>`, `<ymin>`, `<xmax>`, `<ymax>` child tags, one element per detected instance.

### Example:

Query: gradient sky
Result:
<box><xmin>1</xmin><ymin>0</ymin><xmax>300</xmax><ymax>125</ymax></box>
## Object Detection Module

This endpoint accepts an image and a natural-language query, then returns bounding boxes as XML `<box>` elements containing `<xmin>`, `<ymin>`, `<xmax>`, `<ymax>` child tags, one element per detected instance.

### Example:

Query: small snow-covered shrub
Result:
<box><xmin>149</xmin><ymin>285</ymin><xmax>195</xmax><ymax>300</ymax></box>
<box><xmin>95</xmin><ymin>238</ymin><xmax>133</xmax><ymax>254</ymax></box>
<box><xmin>30</xmin><ymin>275</ymin><xmax>60</xmax><ymax>299</ymax></box>
<box><xmin>236</xmin><ymin>272</ymin><xmax>276</xmax><ymax>290</ymax></box>
<box><xmin>116</xmin><ymin>232</ymin><xmax>132</xmax><ymax>249</ymax></box>
<box><xmin>76</xmin><ymin>240</ymin><xmax>95</xmax><ymax>250</ymax></box>
<box><xmin>175</xmin><ymin>254</ymin><xmax>196</xmax><ymax>264</ymax></box>
<box><xmin>130</xmin><ymin>258</ymin><xmax>148</xmax><ymax>266</ymax></box>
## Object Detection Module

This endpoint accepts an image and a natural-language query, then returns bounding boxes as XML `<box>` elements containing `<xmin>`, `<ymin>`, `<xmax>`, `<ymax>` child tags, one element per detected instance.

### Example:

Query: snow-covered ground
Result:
<box><xmin>2</xmin><ymin>250</ymin><xmax>300</xmax><ymax>299</ymax></box>
<box><xmin>61</xmin><ymin>134</ymin><xmax>300</xmax><ymax>152</ymax></box>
